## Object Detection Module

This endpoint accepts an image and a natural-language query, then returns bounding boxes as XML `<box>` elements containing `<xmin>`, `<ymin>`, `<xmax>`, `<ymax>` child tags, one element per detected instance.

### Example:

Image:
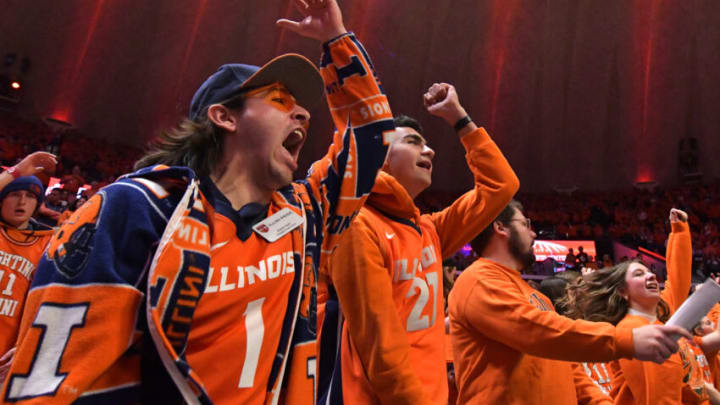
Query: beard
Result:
<box><xmin>508</xmin><ymin>226</ymin><xmax>536</xmax><ymax>270</ymax></box>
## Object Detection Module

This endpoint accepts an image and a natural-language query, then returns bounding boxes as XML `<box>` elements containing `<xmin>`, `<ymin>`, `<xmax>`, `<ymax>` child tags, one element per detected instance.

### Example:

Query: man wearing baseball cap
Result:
<box><xmin>2</xmin><ymin>1</ymin><xmax>394</xmax><ymax>404</ymax></box>
<box><xmin>0</xmin><ymin>151</ymin><xmax>56</xmax><ymax>386</ymax></box>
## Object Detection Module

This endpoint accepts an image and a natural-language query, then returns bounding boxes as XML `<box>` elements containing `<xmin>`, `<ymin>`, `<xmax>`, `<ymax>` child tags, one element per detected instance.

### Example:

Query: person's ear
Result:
<box><xmin>618</xmin><ymin>286</ymin><xmax>628</xmax><ymax>301</ymax></box>
<box><xmin>207</xmin><ymin>104</ymin><xmax>237</xmax><ymax>132</ymax></box>
<box><xmin>493</xmin><ymin>221</ymin><xmax>510</xmax><ymax>238</ymax></box>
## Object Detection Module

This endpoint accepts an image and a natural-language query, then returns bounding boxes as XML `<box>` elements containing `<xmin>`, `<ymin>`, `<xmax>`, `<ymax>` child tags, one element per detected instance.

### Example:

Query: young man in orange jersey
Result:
<box><xmin>0</xmin><ymin>151</ymin><xmax>57</xmax><ymax>384</ymax></box>
<box><xmin>320</xmin><ymin>82</ymin><xmax>519</xmax><ymax>405</ymax></box>
<box><xmin>1</xmin><ymin>1</ymin><xmax>395</xmax><ymax>404</ymax></box>
<box><xmin>448</xmin><ymin>200</ymin><xmax>694</xmax><ymax>404</ymax></box>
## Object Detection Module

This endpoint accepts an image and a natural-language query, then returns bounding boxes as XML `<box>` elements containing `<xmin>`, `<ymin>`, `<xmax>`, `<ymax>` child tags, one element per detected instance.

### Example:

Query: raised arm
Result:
<box><xmin>662</xmin><ymin>208</ymin><xmax>692</xmax><ymax>313</ymax></box>
<box><xmin>0</xmin><ymin>152</ymin><xmax>56</xmax><ymax>191</ymax></box>
<box><xmin>422</xmin><ymin>83</ymin><xmax>519</xmax><ymax>257</ymax></box>
<box><xmin>278</xmin><ymin>0</ymin><xmax>394</xmax><ymax>255</ymax></box>
<box><xmin>276</xmin><ymin>0</ymin><xmax>346</xmax><ymax>41</ymax></box>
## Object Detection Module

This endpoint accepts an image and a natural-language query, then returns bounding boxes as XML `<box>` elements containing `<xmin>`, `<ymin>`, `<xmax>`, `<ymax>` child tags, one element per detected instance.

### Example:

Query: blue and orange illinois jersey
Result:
<box><xmin>0</xmin><ymin>224</ymin><xmax>53</xmax><ymax>356</ymax></box>
<box><xmin>2</xmin><ymin>173</ymin><xmax>182</xmax><ymax>405</ymax></box>
<box><xmin>1</xmin><ymin>32</ymin><xmax>393</xmax><ymax>405</ymax></box>
<box><xmin>181</xmin><ymin>183</ymin><xmax>303</xmax><ymax>405</ymax></box>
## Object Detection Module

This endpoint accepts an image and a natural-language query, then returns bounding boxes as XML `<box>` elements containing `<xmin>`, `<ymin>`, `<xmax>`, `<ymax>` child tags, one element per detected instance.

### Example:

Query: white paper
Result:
<box><xmin>666</xmin><ymin>278</ymin><xmax>720</xmax><ymax>340</ymax></box>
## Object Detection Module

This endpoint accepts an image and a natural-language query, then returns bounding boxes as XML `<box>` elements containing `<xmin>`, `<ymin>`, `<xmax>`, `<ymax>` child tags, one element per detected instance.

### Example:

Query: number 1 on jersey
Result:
<box><xmin>0</xmin><ymin>270</ymin><xmax>17</xmax><ymax>296</ymax></box>
<box><xmin>238</xmin><ymin>298</ymin><xmax>265</xmax><ymax>388</ymax></box>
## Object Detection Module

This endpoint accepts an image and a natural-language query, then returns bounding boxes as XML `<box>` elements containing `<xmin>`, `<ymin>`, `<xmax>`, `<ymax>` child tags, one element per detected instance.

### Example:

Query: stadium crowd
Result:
<box><xmin>0</xmin><ymin>1</ymin><xmax>719</xmax><ymax>404</ymax></box>
<box><xmin>420</xmin><ymin>184</ymin><xmax>720</xmax><ymax>278</ymax></box>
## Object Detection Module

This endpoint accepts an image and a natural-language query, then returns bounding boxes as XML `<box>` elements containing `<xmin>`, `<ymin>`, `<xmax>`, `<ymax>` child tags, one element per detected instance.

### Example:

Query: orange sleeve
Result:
<box><xmin>329</xmin><ymin>217</ymin><xmax>432</xmax><ymax>405</ymax></box>
<box><xmin>455</xmin><ymin>269</ymin><xmax>634</xmax><ymax>361</ymax></box>
<box><xmin>661</xmin><ymin>221</ymin><xmax>692</xmax><ymax>313</ymax></box>
<box><xmin>425</xmin><ymin>128</ymin><xmax>519</xmax><ymax>259</ymax></box>
<box><xmin>572</xmin><ymin>363</ymin><xmax>612</xmax><ymax>405</ymax></box>
<box><xmin>303</xmin><ymin>33</ymin><xmax>394</xmax><ymax>268</ymax></box>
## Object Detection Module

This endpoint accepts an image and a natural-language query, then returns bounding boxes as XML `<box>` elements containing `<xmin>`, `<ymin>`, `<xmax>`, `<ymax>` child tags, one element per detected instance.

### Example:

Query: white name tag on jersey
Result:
<box><xmin>253</xmin><ymin>207</ymin><xmax>304</xmax><ymax>242</ymax></box>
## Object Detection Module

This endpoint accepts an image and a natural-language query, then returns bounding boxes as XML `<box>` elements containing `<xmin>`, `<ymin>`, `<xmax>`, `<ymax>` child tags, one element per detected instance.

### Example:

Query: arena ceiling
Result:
<box><xmin>2</xmin><ymin>0</ymin><xmax>719</xmax><ymax>192</ymax></box>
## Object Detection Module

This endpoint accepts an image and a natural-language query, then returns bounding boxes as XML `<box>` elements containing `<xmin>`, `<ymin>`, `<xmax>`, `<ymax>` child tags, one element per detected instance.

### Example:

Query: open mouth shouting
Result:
<box><xmin>645</xmin><ymin>280</ymin><xmax>659</xmax><ymax>293</ymax></box>
<box><xmin>416</xmin><ymin>159</ymin><xmax>432</xmax><ymax>172</ymax></box>
<box><xmin>282</xmin><ymin>127</ymin><xmax>306</xmax><ymax>169</ymax></box>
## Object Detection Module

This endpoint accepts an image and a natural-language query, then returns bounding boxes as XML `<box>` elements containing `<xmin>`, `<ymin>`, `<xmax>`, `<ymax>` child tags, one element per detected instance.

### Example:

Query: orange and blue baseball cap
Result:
<box><xmin>0</xmin><ymin>176</ymin><xmax>45</xmax><ymax>204</ymax></box>
<box><xmin>189</xmin><ymin>54</ymin><xmax>324</xmax><ymax>121</ymax></box>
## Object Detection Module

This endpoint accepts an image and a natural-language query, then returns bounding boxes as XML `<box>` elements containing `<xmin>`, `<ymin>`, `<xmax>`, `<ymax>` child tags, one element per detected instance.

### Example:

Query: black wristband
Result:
<box><xmin>453</xmin><ymin>115</ymin><xmax>472</xmax><ymax>132</ymax></box>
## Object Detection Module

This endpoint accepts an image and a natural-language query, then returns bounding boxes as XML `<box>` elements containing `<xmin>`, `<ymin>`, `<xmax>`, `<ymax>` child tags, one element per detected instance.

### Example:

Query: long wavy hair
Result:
<box><xmin>134</xmin><ymin>94</ymin><xmax>246</xmax><ymax>177</ymax></box>
<box><xmin>563</xmin><ymin>260</ymin><xmax>670</xmax><ymax>325</ymax></box>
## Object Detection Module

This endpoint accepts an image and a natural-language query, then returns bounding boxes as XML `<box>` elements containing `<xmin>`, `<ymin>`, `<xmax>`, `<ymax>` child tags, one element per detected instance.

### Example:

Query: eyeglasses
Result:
<box><xmin>508</xmin><ymin>218</ymin><xmax>532</xmax><ymax>229</ymax></box>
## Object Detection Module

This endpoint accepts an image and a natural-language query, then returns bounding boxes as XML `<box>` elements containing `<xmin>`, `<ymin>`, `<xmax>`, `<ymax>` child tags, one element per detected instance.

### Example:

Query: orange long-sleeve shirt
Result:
<box><xmin>326</xmin><ymin>127</ymin><xmax>519</xmax><ymax>405</ymax></box>
<box><xmin>610</xmin><ymin>221</ymin><xmax>709</xmax><ymax>405</ymax></box>
<box><xmin>449</xmin><ymin>258</ymin><xmax>634</xmax><ymax>404</ymax></box>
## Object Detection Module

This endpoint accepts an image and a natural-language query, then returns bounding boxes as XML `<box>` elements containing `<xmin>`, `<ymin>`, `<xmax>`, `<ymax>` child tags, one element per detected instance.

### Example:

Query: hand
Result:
<box><xmin>704</xmin><ymin>382</ymin><xmax>720</xmax><ymax>405</ymax></box>
<box><xmin>632</xmin><ymin>324</ymin><xmax>691</xmax><ymax>364</ymax></box>
<box><xmin>276</xmin><ymin>0</ymin><xmax>347</xmax><ymax>42</ymax></box>
<box><xmin>12</xmin><ymin>151</ymin><xmax>57</xmax><ymax>177</ymax></box>
<box><xmin>581</xmin><ymin>267</ymin><xmax>595</xmax><ymax>276</ymax></box>
<box><xmin>0</xmin><ymin>347</ymin><xmax>16</xmax><ymax>384</ymax></box>
<box><xmin>669</xmin><ymin>208</ymin><xmax>688</xmax><ymax>223</ymax></box>
<box><xmin>423</xmin><ymin>83</ymin><xmax>467</xmax><ymax>125</ymax></box>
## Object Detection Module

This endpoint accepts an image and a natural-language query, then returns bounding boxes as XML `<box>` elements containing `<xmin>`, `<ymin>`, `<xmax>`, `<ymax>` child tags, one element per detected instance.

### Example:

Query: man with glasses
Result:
<box><xmin>448</xmin><ymin>199</ymin><xmax>693</xmax><ymax>404</ymax></box>
<box><xmin>321</xmin><ymin>82</ymin><xmax>519</xmax><ymax>404</ymax></box>
<box><xmin>1</xmin><ymin>0</ymin><xmax>393</xmax><ymax>404</ymax></box>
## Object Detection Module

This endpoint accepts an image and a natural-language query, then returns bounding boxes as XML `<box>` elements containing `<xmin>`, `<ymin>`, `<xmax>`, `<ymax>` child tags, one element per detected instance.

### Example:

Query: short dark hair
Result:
<box><xmin>539</xmin><ymin>276</ymin><xmax>568</xmax><ymax>309</ymax></box>
<box><xmin>470</xmin><ymin>199</ymin><xmax>523</xmax><ymax>256</ymax></box>
<box><xmin>393</xmin><ymin>114</ymin><xmax>423</xmax><ymax>134</ymax></box>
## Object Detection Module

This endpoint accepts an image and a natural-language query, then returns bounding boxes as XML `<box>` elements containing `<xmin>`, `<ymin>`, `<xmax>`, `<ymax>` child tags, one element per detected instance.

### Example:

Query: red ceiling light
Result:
<box><xmin>10</xmin><ymin>81</ymin><xmax>21</xmax><ymax>90</ymax></box>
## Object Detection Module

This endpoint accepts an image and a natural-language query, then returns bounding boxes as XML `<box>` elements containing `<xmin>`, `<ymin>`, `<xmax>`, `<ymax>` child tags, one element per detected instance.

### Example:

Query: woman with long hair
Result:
<box><xmin>565</xmin><ymin>208</ymin><xmax>714</xmax><ymax>404</ymax></box>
